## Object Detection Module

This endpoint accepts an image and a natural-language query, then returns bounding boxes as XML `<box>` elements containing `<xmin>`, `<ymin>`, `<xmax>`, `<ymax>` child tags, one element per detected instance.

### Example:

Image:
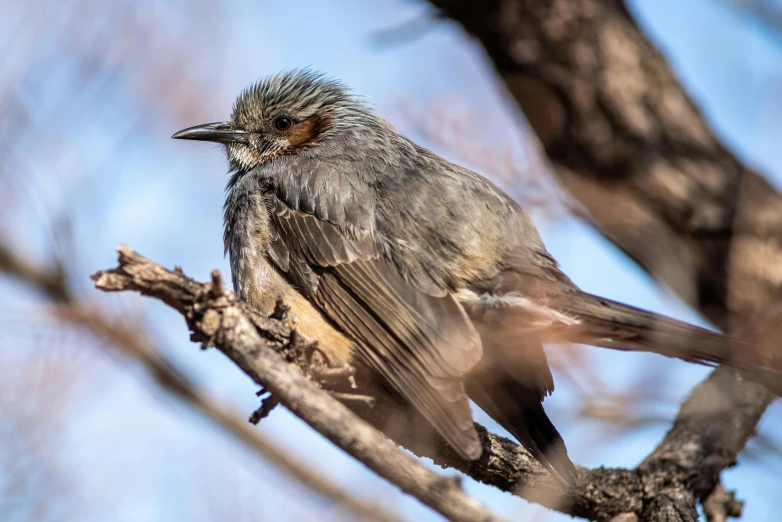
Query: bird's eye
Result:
<box><xmin>273</xmin><ymin>117</ymin><xmax>293</xmax><ymax>132</ymax></box>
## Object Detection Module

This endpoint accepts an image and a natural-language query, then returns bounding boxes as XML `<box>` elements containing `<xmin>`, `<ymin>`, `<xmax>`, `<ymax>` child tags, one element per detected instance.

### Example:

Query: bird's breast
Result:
<box><xmin>227</xmin><ymin>192</ymin><xmax>279</xmax><ymax>314</ymax></box>
<box><xmin>226</xmin><ymin>191</ymin><xmax>354</xmax><ymax>367</ymax></box>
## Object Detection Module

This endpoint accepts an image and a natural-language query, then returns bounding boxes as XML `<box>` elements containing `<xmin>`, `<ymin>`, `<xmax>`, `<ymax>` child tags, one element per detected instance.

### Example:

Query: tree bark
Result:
<box><xmin>425</xmin><ymin>0</ymin><xmax>782</xmax><ymax>335</ymax></box>
<box><xmin>426</xmin><ymin>0</ymin><xmax>781</xmax><ymax>518</ymax></box>
<box><xmin>0</xmin><ymin>240</ymin><xmax>404</xmax><ymax>522</ymax></box>
<box><xmin>93</xmin><ymin>247</ymin><xmax>505</xmax><ymax>522</ymax></box>
<box><xmin>93</xmin><ymin>247</ymin><xmax>764</xmax><ymax>522</ymax></box>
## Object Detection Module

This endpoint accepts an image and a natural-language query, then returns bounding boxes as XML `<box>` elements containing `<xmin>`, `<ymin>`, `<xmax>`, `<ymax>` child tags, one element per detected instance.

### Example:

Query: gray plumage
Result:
<box><xmin>173</xmin><ymin>70</ymin><xmax>778</xmax><ymax>486</ymax></box>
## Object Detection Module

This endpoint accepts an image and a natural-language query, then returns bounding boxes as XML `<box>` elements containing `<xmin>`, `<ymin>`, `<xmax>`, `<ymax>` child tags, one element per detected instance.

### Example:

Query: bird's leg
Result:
<box><xmin>294</xmin><ymin>338</ymin><xmax>356</xmax><ymax>386</ymax></box>
<box><xmin>311</xmin><ymin>362</ymin><xmax>357</xmax><ymax>385</ymax></box>
<box><xmin>312</xmin><ymin>357</ymin><xmax>374</xmax><ymax>408</ymax></box>
<box><xmin>309</xmin><ymin>352</ymin><xmax>363</xmax><ymax>394</ymax></box>
<box><xmin>248</xmin><ymin>338</ymin><xmax>375</xmax><ymax>423</ymax></box>
<box><xmin>281</xmin><ymin>330</ymin><xmax>374</xmax><ymax>408</ymax></box>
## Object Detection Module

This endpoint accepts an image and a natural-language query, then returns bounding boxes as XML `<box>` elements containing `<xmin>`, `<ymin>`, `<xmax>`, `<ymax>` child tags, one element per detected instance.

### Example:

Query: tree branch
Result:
<box><xmin>0</xmin><ymin>240</ymin><xmax>403</xmax><ymax>522</ymax></box>
<box><xmin>93</xmin><ymin>246</ymin><xmax>505</xmax><ymax>522</ymax></box>
<box><xmin>703</xmin><ymin>483</ymin><xmax>743</xmax><ymax>522</ymax></box>
<box><xmin>425</xmin><ymin>0</ymin><xmax>781</xmax><ymax>517</ymax></box>
<box><xmin>92</xmin><ymin>246</ymin><xmax>771</xmax><ymax>522</ymax></box>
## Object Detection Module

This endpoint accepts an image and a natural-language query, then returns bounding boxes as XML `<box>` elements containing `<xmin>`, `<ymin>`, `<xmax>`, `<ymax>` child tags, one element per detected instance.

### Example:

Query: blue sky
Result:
<box><xmin>2</xmin><ymin>0</ymin><xmax>781</xmax><ymax>520</ymax></box>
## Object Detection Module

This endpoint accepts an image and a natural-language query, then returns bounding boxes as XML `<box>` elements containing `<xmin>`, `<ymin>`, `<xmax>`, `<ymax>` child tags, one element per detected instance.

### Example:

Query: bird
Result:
<box><xmin>172</xmin><ymin>69</ymin><xmax>777</xmax><ymax>486</ymax></box>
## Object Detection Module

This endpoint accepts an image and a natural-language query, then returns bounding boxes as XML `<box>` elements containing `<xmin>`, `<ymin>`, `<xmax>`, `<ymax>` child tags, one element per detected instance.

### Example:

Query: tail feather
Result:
<box><xmin>468</xmin><ymin>381</ymin><xmax>578</xmax><ymax>486</ymax></box>
<box><xmin>516</xmin><ymin>402</ymin><xmax>578</xmax><ymax>486</ymax></box>
<box><xmin>552</xmin><ymin>291</ymin><xmax>782</xmax><ymax>394</ymax></box>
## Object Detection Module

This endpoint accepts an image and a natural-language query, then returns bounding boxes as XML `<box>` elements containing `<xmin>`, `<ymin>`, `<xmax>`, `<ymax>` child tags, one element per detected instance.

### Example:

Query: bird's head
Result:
<box><xmin>173</xmin><ymin>70</ymin><xmax>364</xmax><ymax>171</ymax></box>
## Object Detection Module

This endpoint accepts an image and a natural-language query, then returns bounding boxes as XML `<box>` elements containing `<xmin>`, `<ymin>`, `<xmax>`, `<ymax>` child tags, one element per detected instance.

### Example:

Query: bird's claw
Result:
<box><xmin>311</xmin><ymin>364</ymin><xmax>356</xmax><ymax>384</ymax></box>
<box><xmin>327</xmin><ymin>391</ymin><xmax>375</xmax><ymax>409</ymax></box>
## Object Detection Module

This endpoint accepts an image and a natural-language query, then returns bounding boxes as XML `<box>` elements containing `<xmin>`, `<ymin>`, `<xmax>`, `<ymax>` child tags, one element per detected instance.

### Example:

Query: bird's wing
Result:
<box><xmin>268</xmin><ymin>194</ymin><xmax>484</xmax><ymax>459</ymax></box>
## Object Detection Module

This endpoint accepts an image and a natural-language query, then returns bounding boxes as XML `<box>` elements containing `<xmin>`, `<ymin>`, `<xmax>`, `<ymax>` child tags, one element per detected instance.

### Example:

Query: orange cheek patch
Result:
<box><xmin>286</xmin><ymin>113</ymin><xmax>333</xmax><ymax>151</ymax></box>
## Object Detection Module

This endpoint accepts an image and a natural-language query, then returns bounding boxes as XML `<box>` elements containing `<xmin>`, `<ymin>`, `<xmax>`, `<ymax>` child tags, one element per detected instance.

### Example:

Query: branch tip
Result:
<box><xmin>210</xmin><ymin>269</ymin><xmax>225</xmax><ymax>297</ymax></box>
<box><xmin>116</xmin><ymin>244</ymin><xmax>134</xmax><ymax>257</ymax></box>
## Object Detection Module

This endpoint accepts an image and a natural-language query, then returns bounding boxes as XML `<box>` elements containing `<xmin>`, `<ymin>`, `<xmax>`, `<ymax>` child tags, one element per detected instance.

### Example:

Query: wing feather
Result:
<box><xmin>269</xmin><ymin>194</ymin><xmax>483</xmax><ymax>459</ymax></box>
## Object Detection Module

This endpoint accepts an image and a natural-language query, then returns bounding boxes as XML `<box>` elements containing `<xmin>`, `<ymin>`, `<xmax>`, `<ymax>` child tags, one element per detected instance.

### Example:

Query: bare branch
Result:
<box><xmin>93</xmin><ymin>246</ymin><xmax>505</xmax><ymax>522</ymax></box>
<box><xmin>425</xmin><ymin>0</ymin><xmax>782</xmax><ymax>517</ymax></box>
<box><xmin>702</xmin><ymin>484</ymin><xmax>743</xmax><ymax>522</ymax></box>
<box><xmin>0</xmin><ymin>240</ymin><xmax>404</xmax><ymax>522</ymax></box>
<box><xmin>92</xmin><ymin>246</ymin><xmax>772</xmax><ymax>522</ymax></box>
<box><xmin>718</xmin><ymin>0</ymin><xmax>782</xmax><ymax>37</ymax></box>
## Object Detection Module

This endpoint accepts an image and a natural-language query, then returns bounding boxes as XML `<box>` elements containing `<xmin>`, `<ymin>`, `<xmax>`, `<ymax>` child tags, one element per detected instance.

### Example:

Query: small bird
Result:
<box><xmin>173</xmin><ymin>70</ymin><xmax>775</xmax><ymax>486</ymax></box>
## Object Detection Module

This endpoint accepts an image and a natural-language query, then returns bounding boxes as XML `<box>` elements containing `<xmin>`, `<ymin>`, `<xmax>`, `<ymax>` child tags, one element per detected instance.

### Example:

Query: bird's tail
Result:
<box><xmin>511</xmin><ymin>401</ymin><xmax>578</xmax><ymax>487</ymax></box>
<box><xmin>468</xmin><ymin>380</ymin><xmax>578</xmax><ymax>486</ymax></box>
<box><xmin>551</xmin><ymin>291</ymin><xmax>781</xmax><ymax>394</ymax></box>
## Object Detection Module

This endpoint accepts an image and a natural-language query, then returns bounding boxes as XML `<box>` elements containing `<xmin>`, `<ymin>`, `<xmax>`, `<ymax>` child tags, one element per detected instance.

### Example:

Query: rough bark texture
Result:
<box><xmin>0</xmin><ymin>241</ymin><xmax>406</xmax><ymax>522</ymax></box>
<box><xmin>426</xmin><ymin>0</ymin><xmax>782</xmax><ymax>331</ymax></box>
<box><xmin>425</xmin><ymin>0</ymin><xmax>781</xmax><ymax>519</ymax></box>
<box><xmin>93</xmin><ymin>248</ymin><xmax>763</xmax><ymax>522</ymax></box>
<box><xmin>93</xmin><ymin>247</ymin><xmax>504</xmax><ymax>522</ymax></box>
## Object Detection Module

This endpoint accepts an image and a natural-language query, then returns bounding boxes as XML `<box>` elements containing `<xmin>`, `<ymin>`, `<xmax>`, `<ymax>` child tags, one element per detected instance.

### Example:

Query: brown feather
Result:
<box><xmin>268</xmin><ymin>195</ymin><xmax>484</xmax><ymax>460</ymax></box>
<box><xmin>286</xmin><ymin>113</ymin><xmax>333</xmax><ymax>152</ymax></box>
<box><xmin>551</xmin><ymin>291</ymin><xmax>782</xmax><ymax>394</ymax></box>
<box><xmin>460</xmin><ymin>292</ymin><xmax>577</xmax><ymax>485</ymax></box>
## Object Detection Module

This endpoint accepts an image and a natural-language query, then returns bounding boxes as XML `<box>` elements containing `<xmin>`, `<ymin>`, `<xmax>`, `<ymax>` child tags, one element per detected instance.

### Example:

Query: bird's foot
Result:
<box><xmin>311</xmin><ymin>363</ymin><xmax>357</xmax><ymax>385</ymax></box>
<box><xmin>299</xmin><ymin>342</ymin><xmax>358</xmax><ymax>389</ymax></box>
<box><xmin>327</xmin><ymin>391</ymin><xmax>375</xmax><ymax>409</ymax></box>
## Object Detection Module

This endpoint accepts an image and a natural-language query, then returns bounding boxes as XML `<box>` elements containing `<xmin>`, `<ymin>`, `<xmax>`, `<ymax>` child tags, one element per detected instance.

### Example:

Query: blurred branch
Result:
<box><xmin>425</xmin><ymin>0</ymin><xmax>782</xmax><ymax>518</ymax></box>
<box><xmin>0</xmin><ymin>240</ymin><xmax>403</xmax><ymax>522</ymax></box>
<box><xmin>92</xmin><ymin>246</ymin><xmax>769</xmax><ymax>522</ymax></box>
<box><xmin>719</xmin><ymin>0</ymin><xmax>782</xmax><ymax>37</ymax></box>
<box><xmin>420</xmin><ymin>0</ymin><xmax>782</xmax><ymax>521</ymax></box>
<box><xmin>424</xmin><ymin>0</ymin><xmax>782</xmax><ymax>337</ymax></box>
<box><xmin>370</xmin><ymin>9</ymin><xmax>442</xmax><ymax>47</ymax></box>
<box><xmin>702</xmin><ymin>484</ymin><xmax>743</xmax><ymax>522</ymax></box>
<box><xmin>0</xmin><ymin>244</ymin><xmax>68</xmax><ymax>302</ymax></box>
<box><xmin>93</xmin><ymin>246</ymin><xmax>504</xmax><ymax>522</ymax></box>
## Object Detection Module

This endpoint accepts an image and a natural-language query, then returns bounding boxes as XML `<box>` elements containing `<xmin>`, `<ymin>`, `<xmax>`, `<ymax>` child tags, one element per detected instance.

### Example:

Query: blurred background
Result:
<box><xmin>1</xmin><ymin>0</ymin><xmax>781</xmax><ymax>520</ymax></box>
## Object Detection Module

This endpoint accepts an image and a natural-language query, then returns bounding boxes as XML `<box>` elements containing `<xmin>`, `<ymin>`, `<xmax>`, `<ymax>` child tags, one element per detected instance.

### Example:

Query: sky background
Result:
<box><xmin>1</xmin><ymin>0</ymin><xmax>781</xmax><ymax>521</ymax></box>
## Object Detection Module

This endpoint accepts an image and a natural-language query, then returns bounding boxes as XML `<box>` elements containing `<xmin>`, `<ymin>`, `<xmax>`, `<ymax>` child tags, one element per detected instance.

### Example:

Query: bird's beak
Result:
<box><xmin>171</xmin><ymin>122</ymin><xmax>249</xmax><ymax>144</ymax></box>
